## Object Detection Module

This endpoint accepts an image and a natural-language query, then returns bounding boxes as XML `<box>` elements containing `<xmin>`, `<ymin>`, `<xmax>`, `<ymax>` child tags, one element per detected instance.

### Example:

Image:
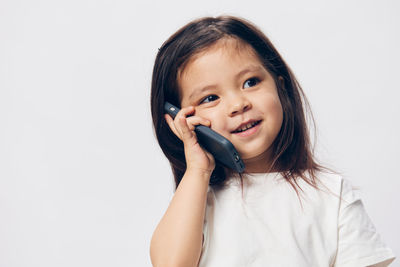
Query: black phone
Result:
<box><xmin>164</xmin><ymin>102</ymin><xmax>245</xmax><ymax>173</ymax></box>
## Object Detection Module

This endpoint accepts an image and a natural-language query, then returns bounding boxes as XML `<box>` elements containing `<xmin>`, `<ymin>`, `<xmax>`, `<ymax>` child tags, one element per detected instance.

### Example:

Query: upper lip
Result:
<box><xmin>231</xmin><ymin>119</ymin><xmax>262</xmax><ymax>133</ymax></box>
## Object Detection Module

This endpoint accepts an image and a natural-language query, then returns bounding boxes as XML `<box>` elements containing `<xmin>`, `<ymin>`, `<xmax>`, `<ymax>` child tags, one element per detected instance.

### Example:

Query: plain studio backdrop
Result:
<box><xmin>0</xmin><ymin>0</ymin><xmax>399</xmax><ymax>266</ymax></box>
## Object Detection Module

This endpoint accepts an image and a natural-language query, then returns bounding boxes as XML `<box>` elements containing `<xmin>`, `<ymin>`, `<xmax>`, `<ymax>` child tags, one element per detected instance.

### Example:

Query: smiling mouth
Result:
<box><xmin>232</xmin><ymin>120</ymin><xmax>261</xmax><ymax>133</ymax></box>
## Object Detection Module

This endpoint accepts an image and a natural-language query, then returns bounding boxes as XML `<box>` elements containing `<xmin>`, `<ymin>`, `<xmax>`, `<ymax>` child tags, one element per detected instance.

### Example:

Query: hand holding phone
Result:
<box><xmin>164</xmin><ymin>102</ymin><xmax>245</xmax><ymax>173</ymax></box>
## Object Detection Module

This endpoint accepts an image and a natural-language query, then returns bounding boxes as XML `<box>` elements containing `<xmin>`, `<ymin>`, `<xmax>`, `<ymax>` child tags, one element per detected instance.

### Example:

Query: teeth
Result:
<box><xmin>235</xmin><ymin>121</ymin><xmax>259</xmax><ymax>133</ymax></box>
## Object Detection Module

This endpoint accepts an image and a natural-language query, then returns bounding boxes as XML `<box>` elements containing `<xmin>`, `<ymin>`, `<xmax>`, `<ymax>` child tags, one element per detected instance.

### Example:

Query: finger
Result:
<box><xmin>185</xmin><ymin>116</ymin><xmax>211</xmax><ymax>131</ymax></box>
<box><xmin>165</xmin><ymin>114</ymin><xmax>181</xmax><ymax>140</ymax></box>
<box><xmin>175</xmin><ymin>106</ymin><xmax>195</xmax><ymax>120</ymax></box>
<box><xmin>176</xmin><ymin>106</ymin><xmax>210</xmax><ymax>130</ymax></box>
<box><xmin>165</xmin><ymin>106</ymin><xmax>210</xmax><ymax>142</ymax></box>
<box><xmin>173</xmin><ymin>106</ymin><xmax>195</xmax><ymax>138</ymax></box>
<box><xmin>177</xmin><ymin>116</ymin><xmax>195</xmax><ymax>144</ymax></box>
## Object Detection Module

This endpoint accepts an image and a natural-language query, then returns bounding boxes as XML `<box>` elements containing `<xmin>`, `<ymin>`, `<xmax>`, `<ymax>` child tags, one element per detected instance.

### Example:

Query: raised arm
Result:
<box><xmin>150</xmin><ymin>106</ymin><xmax>215</xmax><ymax>267</ymax></box>
<box><xmin>150</xmin><ymin>169</ymin><xmax>211</xmax><ymax>267</ymax></box>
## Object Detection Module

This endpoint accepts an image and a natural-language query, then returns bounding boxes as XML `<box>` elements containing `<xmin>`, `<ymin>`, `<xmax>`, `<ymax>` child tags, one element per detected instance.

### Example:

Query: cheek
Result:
<box><xmin>209</xmin><ymin>114</ymin><xmax>226</xmax><ymax>132</ymax></box>
<box><xmin>262</xmin><ymin>95</ymin><xmax>283</xmax><ymax>127</ymax></box>
<box><xmin>272</xmin><ymin>98</ymin><xmax>283</xmax><ymax>123</ymax></box>
<box><xmin>195</xmin><ymin>109</ymin><xmax>219</xmax><ymax>126</ymax></box>
<box><xmin>196</xmin><ymin>110</ymin><xmax>226</xmax><ymax>133</ymax></box>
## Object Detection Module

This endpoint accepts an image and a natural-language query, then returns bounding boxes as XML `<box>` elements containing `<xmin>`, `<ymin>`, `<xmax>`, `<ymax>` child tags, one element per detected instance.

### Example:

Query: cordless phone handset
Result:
<box><xmin>164</xmin><ymin>102</ymin><xmax>245</xmax><ymax>173</ymax></box>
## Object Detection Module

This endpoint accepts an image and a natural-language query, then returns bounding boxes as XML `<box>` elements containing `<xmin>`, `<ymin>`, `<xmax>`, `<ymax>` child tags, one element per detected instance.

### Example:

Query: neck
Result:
<box><xmin>242</xmin><ymin>149</ymin><xmax>276</xmax><ymax>173</ymax></box>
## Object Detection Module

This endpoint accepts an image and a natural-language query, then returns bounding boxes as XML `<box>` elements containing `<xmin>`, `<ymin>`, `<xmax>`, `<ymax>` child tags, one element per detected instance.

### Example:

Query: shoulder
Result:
<box><xmin>290</xmin><ymin>171</ymin><xmax>363</xmax><ymax>217</ymax></box>
<box><xmin>313</xmin><ymin>171</ymin><xmax>367</xmax><ymax>214</ymax></box>
<box><xmin>305</xmin><ymin>171</ymin><xmax>358</xmax><ymax>202</ymax></box>
<box><xmin>293</xmin><ymin>171</ymin><xmax>344</xmax><ymax>203</ymax></box>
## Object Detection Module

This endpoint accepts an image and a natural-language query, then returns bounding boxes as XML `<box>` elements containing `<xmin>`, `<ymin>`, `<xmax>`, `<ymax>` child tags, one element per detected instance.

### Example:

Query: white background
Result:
<box><xmin>1</xmin><ymin>0</ymin><xmax>399</xmax><ymax>266</ymax></box>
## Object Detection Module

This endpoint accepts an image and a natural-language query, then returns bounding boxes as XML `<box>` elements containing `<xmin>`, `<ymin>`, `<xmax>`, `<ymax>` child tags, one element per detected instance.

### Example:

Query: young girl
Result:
<box><xmin>149</xmin><ymin>16</ymin><xmax>396</xmax><ymax>267</ymax></box>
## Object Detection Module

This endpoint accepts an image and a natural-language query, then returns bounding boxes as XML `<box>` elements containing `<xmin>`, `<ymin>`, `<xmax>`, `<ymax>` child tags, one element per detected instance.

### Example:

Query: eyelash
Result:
<box><xmin>198</xmin><ymin>77</ymin><xmax>260</xmax><ymax>104</ymax></box>
<box><xmin>200</xmin><ymin>95</ymin><xmax>219</xmax><ymax>104</ymax></box>
<box><xmin>243</xmin><ymin>77</ymin><xmax>260</xmax><ymax>88</ymax></box>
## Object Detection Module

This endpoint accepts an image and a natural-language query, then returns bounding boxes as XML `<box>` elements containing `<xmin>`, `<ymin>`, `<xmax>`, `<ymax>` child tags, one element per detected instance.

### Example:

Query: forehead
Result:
<box><xmin>178</xmin><ymin>38</ymin><xmax>264</xmax><ymax>88</ymax></box>
<box><xmin>179</xmin><ymin>37</ymin><xmax>260</xmax><ymax>77</ymax></box>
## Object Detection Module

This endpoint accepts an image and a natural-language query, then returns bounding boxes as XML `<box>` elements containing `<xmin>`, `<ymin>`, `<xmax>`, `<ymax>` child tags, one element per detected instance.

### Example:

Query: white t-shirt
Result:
<box><xmin>199</xmin><ymin>172</ymin><xmax>395</xmax><ymax>267</ymax></box>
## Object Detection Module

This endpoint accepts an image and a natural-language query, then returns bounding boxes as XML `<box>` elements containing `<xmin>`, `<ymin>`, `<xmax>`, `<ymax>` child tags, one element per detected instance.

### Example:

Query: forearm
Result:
<box><xmin>150</xmin><ymin>169</ymin><xmax>211</xmax><ymax>267</ymax></box>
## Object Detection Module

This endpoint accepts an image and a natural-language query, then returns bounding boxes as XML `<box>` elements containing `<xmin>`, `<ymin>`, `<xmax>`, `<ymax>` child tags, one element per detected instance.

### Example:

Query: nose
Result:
<box><xmin>228</xmin><ymin>93</ymin><xmax>251</xmax><ymax>116</ymax></box>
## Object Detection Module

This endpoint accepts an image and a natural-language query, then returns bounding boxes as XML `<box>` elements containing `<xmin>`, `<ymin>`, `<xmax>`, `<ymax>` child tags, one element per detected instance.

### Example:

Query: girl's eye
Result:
<box><xmin>243</xmin><ymin>77</ymin><xmax>260</xmax><ymax>88</ymax></box>
<box><xmin>200</xmin><ymin>95</ymin><xmax>219</xmax><ymax>104</ymax></box>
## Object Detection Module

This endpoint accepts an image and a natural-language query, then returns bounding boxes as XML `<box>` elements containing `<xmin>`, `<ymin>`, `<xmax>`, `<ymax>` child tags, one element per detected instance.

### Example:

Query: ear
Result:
<box><xmin>278</xmin><ymin>76</ymin><xmax>285</xmax><ymax>89</ymax></box>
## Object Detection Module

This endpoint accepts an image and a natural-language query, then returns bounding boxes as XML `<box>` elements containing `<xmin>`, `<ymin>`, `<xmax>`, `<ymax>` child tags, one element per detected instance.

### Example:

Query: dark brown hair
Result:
<box><xmin>151</xmin><ymin>15</ymin><xmax>328</xmax><ymax>196</ymax></box>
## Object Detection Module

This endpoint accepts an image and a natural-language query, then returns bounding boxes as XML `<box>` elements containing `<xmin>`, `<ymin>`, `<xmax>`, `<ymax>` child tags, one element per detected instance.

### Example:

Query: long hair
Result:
<box><xmin>151</xmin><ymin>15</ymin><xmax>327</xmax><ymax>197</ymax></box>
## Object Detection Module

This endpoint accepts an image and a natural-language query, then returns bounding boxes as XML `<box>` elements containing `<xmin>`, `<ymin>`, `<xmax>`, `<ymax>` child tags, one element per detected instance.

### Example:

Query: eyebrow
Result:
<box><xmin>188</xmin><ymin>65</ymin><xmax>264</xmax><ymax>101</ymax></box>
<box><xmin>235</xmin><ymin>65</ymin><xmax>264</xmax><ymax>79</ymax></box>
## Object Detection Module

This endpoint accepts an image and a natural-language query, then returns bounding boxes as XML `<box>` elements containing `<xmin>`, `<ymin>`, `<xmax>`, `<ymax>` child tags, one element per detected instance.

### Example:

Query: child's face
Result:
<box><xmin>178</xmin><ymin>38</ymin><xmax>283</xmax><ymax>171</ymax></box>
